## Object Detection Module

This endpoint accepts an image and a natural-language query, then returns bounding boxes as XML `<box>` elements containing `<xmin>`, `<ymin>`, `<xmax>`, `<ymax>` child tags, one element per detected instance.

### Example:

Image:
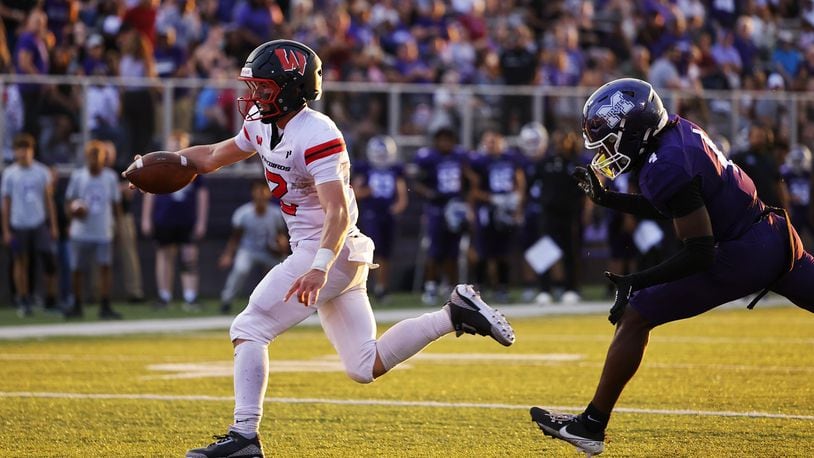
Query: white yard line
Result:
<box><xmin>0</xmin><ymin>298</ymin><xmax>792</xmax><ymax>340</ymax></box>
<box><xmin>0</xmin><ymin>391</ymin><xmax>811</xmax><ymax>421</ymax></box>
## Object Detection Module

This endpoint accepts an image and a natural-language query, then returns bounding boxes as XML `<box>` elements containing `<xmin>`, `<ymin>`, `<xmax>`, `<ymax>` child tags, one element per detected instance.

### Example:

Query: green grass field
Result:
<box><xmin>2</xmin><ymin>305</ymin><xmax>813</xmax><ymax>457</ymax></box>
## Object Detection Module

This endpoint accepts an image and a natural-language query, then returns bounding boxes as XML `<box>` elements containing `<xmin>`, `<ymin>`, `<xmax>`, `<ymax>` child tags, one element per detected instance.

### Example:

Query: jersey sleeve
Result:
<box><xmin>638</xmin><ymin>149</ymin><xmax>693</xmax><ymax>215</ymax></box>
<box><xmin>302</xmin><ymin>123</ymin><xmax>348</xmax><ymax>185</ymax></box>
<box><xmin>234</xmin><ymin>120</ymin><xmax>257</xmax><ymax>153</ymax></box>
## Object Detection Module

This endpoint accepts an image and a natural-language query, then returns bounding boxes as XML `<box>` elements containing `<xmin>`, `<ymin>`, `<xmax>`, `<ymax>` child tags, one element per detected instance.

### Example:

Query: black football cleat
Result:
<box><xmin>186</xmin><ymin>430</ymin><xmax>264</xmax><ymax>458</ymax></box>
<box><xmin>530</xmin><ymin>407</ymin><xmax>605</xmax><ymax>456</ymax></box>
<box><xmin>447</xmin><ymin>284</ymin><xmax>515</xmax><ymax>346</ymax></box>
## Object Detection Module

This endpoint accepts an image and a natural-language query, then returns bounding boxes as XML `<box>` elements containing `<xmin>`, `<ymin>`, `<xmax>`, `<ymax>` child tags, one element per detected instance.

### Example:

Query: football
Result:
<box><xmin>124</xmin><ymin>151</ymin><xmax>198</xmax><ymax>194</ymax></box>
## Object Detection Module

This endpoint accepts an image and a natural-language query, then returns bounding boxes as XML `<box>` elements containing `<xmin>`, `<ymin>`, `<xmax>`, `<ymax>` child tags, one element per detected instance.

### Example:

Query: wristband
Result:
<box><xmin>310</xmin><ymin>248</ymin><xmax>336</xmax><ymax>272</ymax></box>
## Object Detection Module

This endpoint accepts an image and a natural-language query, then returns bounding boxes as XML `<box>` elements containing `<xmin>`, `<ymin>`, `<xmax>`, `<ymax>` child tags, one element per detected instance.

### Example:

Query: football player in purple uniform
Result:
<box><xmin>352</xmin><ymin>135</ymin><xmax>408</xmax><ymax>301</ymax></box>
<box><xmin>780</xmin><ymin>145</ymin><xmax>812</xmax><ymax>244</ymax></box>
<box><xmin>516</xmin><ymin>122</ymin><xmax>549</xmax><ymax>302</ymax></box>
<box><xmin>530</xmin><ymin>78</ymin><xmax>814</xmax><ymax>455</ymax></box>
<box><xmin>470</xmin><ymin>127</ymin><xmax>525</xmax><ymax>302</ymax></box>
<box><xmin>412</xmin><ymin>127</ymin><xmax>472</xmax><ymax>304</ymax></box>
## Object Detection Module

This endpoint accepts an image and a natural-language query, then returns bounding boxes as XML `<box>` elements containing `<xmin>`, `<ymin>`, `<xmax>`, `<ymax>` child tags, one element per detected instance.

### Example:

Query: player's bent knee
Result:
<box><xmin>229</xmin><ymin>310</ymin><xmax>272</xmax><ymax>345</ymax></box>
<box><xmin>345</xmin><ymin>367</ymin><xmax>374</xmax><ymax>384</ymax></box>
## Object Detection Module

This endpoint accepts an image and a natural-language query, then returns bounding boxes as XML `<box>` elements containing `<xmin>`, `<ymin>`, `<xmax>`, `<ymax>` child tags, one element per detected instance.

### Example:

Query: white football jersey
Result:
<box><xmin>234</xmin><ymin>107</ymin><xmax>360</xmax><ymax>244</ymax></box>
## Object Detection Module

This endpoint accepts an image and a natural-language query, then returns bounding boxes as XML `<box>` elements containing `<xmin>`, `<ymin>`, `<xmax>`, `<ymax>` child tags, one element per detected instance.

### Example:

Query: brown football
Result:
<box><xmin>124</xmin><ymin>151</ymin><xmax>198</xmax><ymax>194</ymax></box>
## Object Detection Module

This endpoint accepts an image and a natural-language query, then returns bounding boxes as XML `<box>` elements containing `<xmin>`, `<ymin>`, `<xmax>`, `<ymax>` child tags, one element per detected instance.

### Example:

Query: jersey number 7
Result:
<box><xmin>265</xmin><ymin>170</ymin><xmax>298</xmax><ymax>216</ymax></box>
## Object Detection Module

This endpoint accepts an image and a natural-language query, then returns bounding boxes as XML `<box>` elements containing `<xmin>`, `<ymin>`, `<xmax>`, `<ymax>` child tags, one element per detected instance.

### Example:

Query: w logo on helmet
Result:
<box><xmin>275</xmin><ymin>48</ymin><xmax>307</xmax><ymax>76</ymax></box>
<box><xmin>596</xmin><ymin>91</ymin><xmax>635</xmax><ymax>128</ymax></box>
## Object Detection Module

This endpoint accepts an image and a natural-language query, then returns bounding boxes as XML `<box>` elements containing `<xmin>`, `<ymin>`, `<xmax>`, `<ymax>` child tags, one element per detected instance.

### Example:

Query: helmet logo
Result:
<box><xmin>596</xmin><ymin>91</ymin><xmax>635</xmax><ymax>128</ymax></box>
<box><xmin>275</xmin><ymin>48</ymin><xmax>307</xmax><ymax>76</ymax></box>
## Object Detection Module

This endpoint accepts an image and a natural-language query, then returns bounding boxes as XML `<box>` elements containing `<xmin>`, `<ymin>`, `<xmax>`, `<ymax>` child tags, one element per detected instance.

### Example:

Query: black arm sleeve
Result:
<box><xmin>627</xmin><ymin>178</ymin><xmax>714</xmax><ymax>290</ymax></box>
<box><xmin>601</xmin><ymin>192</ymin><xmax>670</xmax><ymax>220</ymax></box>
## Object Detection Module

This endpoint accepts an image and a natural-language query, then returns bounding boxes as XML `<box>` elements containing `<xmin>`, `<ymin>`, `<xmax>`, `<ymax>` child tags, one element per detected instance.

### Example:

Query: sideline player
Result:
<box><xmin>529</xmin><ymin>78</ymin><xmax>814</xmax><ymax>455</ymax></box>
<box><xmin>125</xmin><ymin>40</ymin><xmax>515</xmax><ymax>458</ymax></box>
<box><xmin>351</xmin><ymin>135</ymin><xmax>408</xmax><ymax>302</ymax></box>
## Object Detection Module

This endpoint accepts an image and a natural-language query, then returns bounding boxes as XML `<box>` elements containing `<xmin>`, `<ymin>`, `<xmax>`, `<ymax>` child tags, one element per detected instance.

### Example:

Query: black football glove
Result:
<box><xmin>572</xmin><ymin>166</ymin><xmax>606</xmax><ymax>204</ymax></box>
<box><xmin>605</xmin><ymin>271</ymin><xmax>634</xmax><ymax>325</ymax></box>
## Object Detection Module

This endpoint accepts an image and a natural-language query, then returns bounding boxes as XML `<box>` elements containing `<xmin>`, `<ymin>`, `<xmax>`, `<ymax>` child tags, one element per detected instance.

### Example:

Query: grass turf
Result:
<box><xmin>1</xmin><ymin>305</ymin><xmax>812</xmax><ymax>456</ymax></box>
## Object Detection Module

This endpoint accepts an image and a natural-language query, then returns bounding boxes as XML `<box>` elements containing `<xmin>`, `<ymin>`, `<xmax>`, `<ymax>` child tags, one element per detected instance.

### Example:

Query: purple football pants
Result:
<box><xmin>630</xmin><ymin>212</ymin><xmax>814</xmax><ymax>326</ymax></box>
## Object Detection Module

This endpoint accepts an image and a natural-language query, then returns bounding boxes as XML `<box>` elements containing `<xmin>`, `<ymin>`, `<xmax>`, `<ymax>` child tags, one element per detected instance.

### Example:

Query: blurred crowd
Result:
<box><xmin>2</xmin><ymin>0</ymin><xmax>814</xmax><ymax>315</ymax></box>
<box><xmin>0</xmin><ymin>1</ymin><xmax>813</xmax><ymax>164</ymax></box>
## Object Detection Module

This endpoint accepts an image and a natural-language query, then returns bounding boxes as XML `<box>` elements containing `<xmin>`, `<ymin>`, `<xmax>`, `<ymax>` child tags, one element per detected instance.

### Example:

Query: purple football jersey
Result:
<box><xmin>413</xmin><ymin>146</ymin><xmax>470</xmax><ymax>204</ymax></box>
<box><xmin>638</xmin><ymin>116</ymin><xmax>764</xmax><ymax>241</ymax></box>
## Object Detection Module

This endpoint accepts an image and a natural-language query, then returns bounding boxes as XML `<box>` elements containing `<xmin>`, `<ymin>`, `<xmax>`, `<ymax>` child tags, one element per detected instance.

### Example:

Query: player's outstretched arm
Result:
<box><xmin>178</xmin><ymin>138</ymin><xmax>255</xmax><ymax>174</ymax></box>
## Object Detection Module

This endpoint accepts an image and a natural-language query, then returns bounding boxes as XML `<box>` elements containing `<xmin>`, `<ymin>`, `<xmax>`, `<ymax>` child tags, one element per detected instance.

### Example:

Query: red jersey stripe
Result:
<box><xmin>243</xmin><ymin>126</ymin><xmax>250</xmax><ymax>141</ymax></box>
<box><xmin>304</xmin><ymin>145</ymin><xmax>344</xmax><ymax>165</ymax></box>
<box><xmin>305</xmin><ymin>138</ymin><xmax>344</xmax><ymax>157</ymax></box>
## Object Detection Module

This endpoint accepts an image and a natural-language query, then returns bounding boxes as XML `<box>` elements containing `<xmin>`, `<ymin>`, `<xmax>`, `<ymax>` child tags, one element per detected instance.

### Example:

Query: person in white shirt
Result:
<box><xmin>218</xmin><ymin>180</ymin><xmax>287</xmax><ymax>314</ymax></box>
<box><xmin>126</xmin><ymin>40</ymin><xmax>515</xmax><ymax>458</ymax></box>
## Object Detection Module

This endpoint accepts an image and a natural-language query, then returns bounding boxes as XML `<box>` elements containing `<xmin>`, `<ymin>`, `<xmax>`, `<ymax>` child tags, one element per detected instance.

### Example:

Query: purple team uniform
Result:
<box><xmin>780</xmin><ymin>166</ymin><xmax>812</xmax><ymax>234</ymax></box>
<box><xmin>470</xmin><ymin>151</ymin><xmax>522</xmax><ymax>258</ymax></box>
<box><xmin>151</xmin><ymin>177</ymin><xmax>205</xmax><ymax>245</ymax></box>
<box><xmin>629</xmin><ymin>116</ymin><xmax>814</xmax><ymax>325</ymax></box>
<box><xmin>413</xmin><ymin>147</ymin><xmax>469</xmax><ymax>261</ymax></box>
<box><xmin>354</xmin><ymin>161</ymin><xmax>404</xmax><ymax>259</ymax></box>
<box><xmin>518</xmin><ymin>151</ymin><xmax>544</xmax><ymax>250</ymax></box>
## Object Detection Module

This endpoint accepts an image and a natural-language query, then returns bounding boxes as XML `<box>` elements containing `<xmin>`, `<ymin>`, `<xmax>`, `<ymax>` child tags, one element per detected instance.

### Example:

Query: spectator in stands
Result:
<box><xmin>219</xmin><ymin>180</ymin><xmax>287</xmax><ymax>314</ymax></box>
<box><xmin>1</xmin><ymin>134</ymin><xmax>59</xmax><ymax>317</ymax></box>
<box><xmin>140</xmin><ymin>131</ymin><xmax>209</xmax><ymax>311</ymax></box>
<box><xmin>119</xmin><ymin>27</ymin><xmax>157</xmax><ymax>161</ymax></box>
<box><xmin>499</xmin><ymin>23</ymin><xmax>537</xmax><ymax>134</ymax></box>
<box><xmin>0</xmin><ymin>19</ymin><xmax>23</xmax><ymax>163</ymax></box>
<box><xmin>469</xmin><ymin>127</ymin><xmax>525</xmax><ymax>302</ymax></box>
<box><xmin>43</xmin><ymin>0</ymin><xmax>78</xmax><ymax>45</ymax></box>
<box><xmin>710</xmin><ymin>30</ymin><xmax>742</xmax><ymax>88</ymax></box>
<box><xmin>234</xmin><ymin>0</ymin><xmax>284</xmax><ymax>56</ymax></box>
<box><xmin>14</xmin><ymin>9</ymin><xmax>51</xmax><ymax>139</ymax></box>
<box><xmin>733</xmin><ymin>15</ymin><xmax>759</xmax><ymax>76</ymax></box>
<box><xmin>193</xmin><ymin>65</ymin><xmax>236</xmax><ymax>144</ymax></box>
<box><xmin>155</xmin><ymin>0</ymin><xmax>202</xmax><ymax>50</ymax></box>
<box><xmin>123</xmin><ymin>0</ymin><xmax>158</xmax><ymax>45</ymax></box>
<box><xmin>772</xmin><ymin>30</ymin><xmax>802</xmax><ymax>82</ymax></box>
<box><xmin>411</xmin><ymin>127</ymin><xmax>471</xmax><ymax>305</ymax></box>
<box><xmin>154</xmin><ymin>26</ymin><xmax>192</xmax><ymax>132</ymax></box>
<box><xmin>352</xmin><ymin>135</ymin><xmax>408</xmax><ymax>302</ymax></box>
<box><xmin>732</xmin><ymin>124</ymin><xmax>788</xmax><ymax>209</ymax></box>
<box><xmin>63</xmin><ymin>140</ymin><xmax>123</xmax><ymax>319</ymax></box>
<box><xmin>533</xmin><ymin>131</ymin><xmax>585</xmax><ymax>304</ymax></box>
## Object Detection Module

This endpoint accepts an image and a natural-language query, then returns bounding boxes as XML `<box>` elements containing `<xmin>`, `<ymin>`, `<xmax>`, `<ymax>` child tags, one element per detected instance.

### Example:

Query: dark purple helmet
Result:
<box><xmin>237</xmin><ymin>40</ymin><xmax>323</xmax><ymax>123</ymax></box>
<box><xmin>582</xmin><ymin>78</ymin><xmax>669</xmax><ymax>179</ymax></box>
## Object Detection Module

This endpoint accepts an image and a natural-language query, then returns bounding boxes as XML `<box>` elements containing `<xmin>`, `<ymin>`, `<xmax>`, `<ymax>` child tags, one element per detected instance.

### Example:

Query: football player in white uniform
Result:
<box><xmin>128</xmin><ymin>40</ymin><xmax>516</xmax><ymax>458</ymax></box>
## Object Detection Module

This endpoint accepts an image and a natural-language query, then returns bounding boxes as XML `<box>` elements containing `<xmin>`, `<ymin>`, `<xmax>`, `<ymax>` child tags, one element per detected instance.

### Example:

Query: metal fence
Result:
<box><xmin>1</xmin><ymin>73</ymin><xmax>812</xmax><ymax>173</ymax></box>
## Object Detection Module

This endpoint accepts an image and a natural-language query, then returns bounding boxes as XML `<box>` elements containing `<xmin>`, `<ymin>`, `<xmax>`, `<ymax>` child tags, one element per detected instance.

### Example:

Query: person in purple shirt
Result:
<box><xmin>14</xmin><ymin>9</ymin><xmax>49</xmax><ymax>137</ymax></box>
<box><xmin>530</xmin><ymin>78</ymin><xmax>814</xmax><ymax>456</ymax></box>
<box><xmin>352</xmin><ymin>136</ymin><xmax>408</xmax><ymax>302</ymax></box>
<box><xmin>468</xmin><ymin>128</ymin><xmax>525</xmax><ymax>303</ymax></box>
<box><xmin>140</xmin><ymin>132</ymin><xmax>209</xmax><ymax>311</ymax></box>
<box><xmin>781</xmin><ymin>145</ymin><xmax>813</xmax><ymax>243</ymax></box>
<box><xmin>412</xmin><ymin>127</ymin><xmax>472</xmax><ymax>305</ymax></box>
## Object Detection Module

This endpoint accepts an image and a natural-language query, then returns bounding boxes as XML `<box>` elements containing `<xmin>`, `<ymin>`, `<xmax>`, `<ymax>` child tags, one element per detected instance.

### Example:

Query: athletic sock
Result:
<box><xmin>582</xmin><ymin>402</ymin><xmax>610</xmax><ymax>433</ymax></box>
<box><xmin>375</xmin><ymin>307</ymin><xmax>454</xmax><ymax>371</ymax></box>
<box><xmin>183</xmin><ymin>289</ymin><xmax>197</xmax><ymax>304</ymax></box>
<box><xmin>158</xmin><ymin>289</ymin><xmax>171</xmax><ymax>303</ymax></box>
<box><xmin>231</xmin><ymin>341</ymin><xmax>269</xmax><ymax>438</ymax></box>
